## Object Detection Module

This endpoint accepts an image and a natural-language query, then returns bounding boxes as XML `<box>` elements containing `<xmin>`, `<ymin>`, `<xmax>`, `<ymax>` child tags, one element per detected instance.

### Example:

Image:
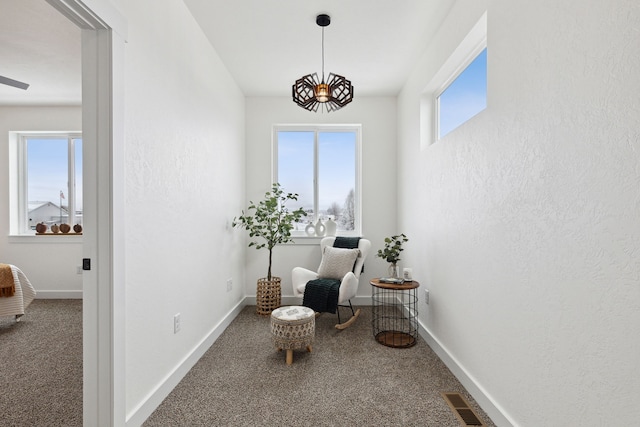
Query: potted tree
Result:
<box><xmin>376</xmin><ymin>233</ymin><xmax>409</xmax><ymax>278</ymax></box>
<box><xmin>233</xmin><ymin>183</ymin><xmax>307</xmax><ymax>315</ymax></box>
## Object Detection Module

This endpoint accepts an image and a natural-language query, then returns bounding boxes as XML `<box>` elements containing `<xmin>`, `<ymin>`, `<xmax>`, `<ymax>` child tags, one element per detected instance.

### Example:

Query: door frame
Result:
<box><xmin>46</xmin><ymin>1</ymin><xmax>126</xmax><ymax>425</ymax></box>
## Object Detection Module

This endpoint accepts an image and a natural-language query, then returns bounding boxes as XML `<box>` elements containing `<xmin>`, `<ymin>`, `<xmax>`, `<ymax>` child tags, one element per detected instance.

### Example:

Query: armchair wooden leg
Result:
<box><xmin>286</xmin><ymin>349</ymin><xmax>293</xmax><ymax>365</ymax></box>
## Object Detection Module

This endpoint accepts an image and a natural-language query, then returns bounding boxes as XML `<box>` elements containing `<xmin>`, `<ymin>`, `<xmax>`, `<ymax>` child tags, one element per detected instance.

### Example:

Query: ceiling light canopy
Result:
<box><xmin>292</xmin><ymin>14</ymin><xmax>354</xmax><ymax>113</ymax></box>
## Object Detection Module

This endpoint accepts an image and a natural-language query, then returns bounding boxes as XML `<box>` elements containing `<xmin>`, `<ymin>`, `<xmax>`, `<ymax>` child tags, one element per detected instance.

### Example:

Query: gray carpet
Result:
<box><xmin>0</xmin><ymin>301</ymin><xmax>495</xmax><ymax>426</ymax></box>
<box><xmin>0</xmin><ymin>299</ymin><xmax>83</xmax><ymax>427</ymax></box>
<box><xmin>145</xmin><ymin>305</ymin><xmax>496</xmax><ymax>427</ymax></box>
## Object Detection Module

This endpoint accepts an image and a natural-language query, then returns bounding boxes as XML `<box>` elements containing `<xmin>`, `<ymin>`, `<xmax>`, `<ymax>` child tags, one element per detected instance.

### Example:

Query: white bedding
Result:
<box><xmin>0</xmin><ymin>264</ymin><xmax>37</xmax><ymax>318</ymax></box>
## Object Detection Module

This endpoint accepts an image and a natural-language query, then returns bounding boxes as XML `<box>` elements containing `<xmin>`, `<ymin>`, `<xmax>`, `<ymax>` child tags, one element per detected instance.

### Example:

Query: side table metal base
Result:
<box><xmin>370</xmin><ymin>279</ymin><xmax>420</xmax><ymax>349</ymax></box>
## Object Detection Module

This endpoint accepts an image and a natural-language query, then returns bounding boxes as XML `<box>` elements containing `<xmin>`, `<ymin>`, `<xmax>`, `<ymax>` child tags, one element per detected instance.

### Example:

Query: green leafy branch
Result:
<box><xmin>376</xmin><ymin>233</ymin><xmax>409</xmax><ymax>264</ymax></box>
<box><xmin>233</xmin><ymin>183</ymin><xmax>307</xmax><ymax>280</ymax></box>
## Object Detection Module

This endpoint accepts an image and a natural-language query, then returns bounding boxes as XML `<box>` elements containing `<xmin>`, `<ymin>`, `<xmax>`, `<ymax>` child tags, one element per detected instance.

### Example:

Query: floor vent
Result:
<box><xmin>441</xmin><ymin>392</ymin><xmax>486</xmax><ymax>426</ymax></box>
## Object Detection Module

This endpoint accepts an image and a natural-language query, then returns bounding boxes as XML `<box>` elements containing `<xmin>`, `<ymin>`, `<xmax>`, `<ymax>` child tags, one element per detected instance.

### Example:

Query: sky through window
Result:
<box><xmin>438</xmin><ymin>48</ymin><xmax>487</xmax><ymax>139</ymax></box>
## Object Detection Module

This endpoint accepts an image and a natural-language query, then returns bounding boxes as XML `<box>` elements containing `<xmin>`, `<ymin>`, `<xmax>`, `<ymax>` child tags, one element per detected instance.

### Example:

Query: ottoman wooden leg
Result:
<box><xmin>286</xmin><ymin>349</ymin><xmax>293</xmax><ymax>365</ymax></box>
<box><xmin>306</xmin><ymin>345</ymin><xmax>312</xmax><ymax>353</ymax></box>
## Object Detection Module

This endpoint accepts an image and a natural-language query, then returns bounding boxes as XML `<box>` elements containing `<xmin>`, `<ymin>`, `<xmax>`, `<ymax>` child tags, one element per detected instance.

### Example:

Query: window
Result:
<box><xmin>13</xmin><ymin>133</ymin><xmax>82</xmax><ymax>234</ymax></box>
<box><xmin>274</xmin><ymin>125</ymin><xmax>361</xmax><ymax>236</ymax></box>
<box><xmin>436</xmin><ymin>47</ymin><xmax>487</xmax><ymax>139</ymax></box>
<box><xmin>420</xmin><ymin>12</ymin><xmax>487</xmax><ymax>148</ymax></box>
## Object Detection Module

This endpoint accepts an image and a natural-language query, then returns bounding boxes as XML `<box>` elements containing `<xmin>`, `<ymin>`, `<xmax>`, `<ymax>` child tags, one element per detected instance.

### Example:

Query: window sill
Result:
<box><xmin>8</xmin><ymin>234</ymin><xmax>83</xmax><ymax>244</ymax></box>
<box><xmin>288</xmin><ymin>233</ymin><xmax>362</xmax><ymax>245</ymax></box>
<box><xmin>289</xmin><ymin>236</ymin><xmax>324</xmax><ymax>245</ymax></box>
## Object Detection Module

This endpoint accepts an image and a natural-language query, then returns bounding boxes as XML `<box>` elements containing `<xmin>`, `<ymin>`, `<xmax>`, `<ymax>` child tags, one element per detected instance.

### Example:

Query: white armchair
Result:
<box><xmin>292</xmin><ymin>237</ymin><xmax>371</xmax><ymax>329</ymax></box>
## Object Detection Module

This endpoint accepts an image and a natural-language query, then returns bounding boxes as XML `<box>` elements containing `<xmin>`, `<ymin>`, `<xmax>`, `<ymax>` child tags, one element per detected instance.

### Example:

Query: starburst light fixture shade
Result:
<box><xmin>292</xmin><ymin>14</ymin><xmax>354</xmax><ymax>113</ymax></box>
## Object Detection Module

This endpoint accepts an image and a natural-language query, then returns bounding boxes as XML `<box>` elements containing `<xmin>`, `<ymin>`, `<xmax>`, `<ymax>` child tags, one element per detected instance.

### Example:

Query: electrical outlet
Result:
<box><xmin>174</xmin><ymin>313</ymin><xmax>181</xmax><ymax>333</ymax></box>
<box><xmin>424</xmin><ymin>289</ymin><xmax>430</xmax><ymax>305</ymax></box>
<box><xmin>226</xmin><ymin>278</ymin><xmax>233</xmax><ymax>292</ymax></box>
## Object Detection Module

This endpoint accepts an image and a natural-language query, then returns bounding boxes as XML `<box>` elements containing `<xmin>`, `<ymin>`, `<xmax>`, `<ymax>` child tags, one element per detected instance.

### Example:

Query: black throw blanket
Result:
<box><xmin>303</xmin><ymin>278</ymin><xmax>340</xmax><ymax>313</ymax></box>
<box><xmin>333</xmin><ymin>236</ymin><xmax>360</xmax><ymax>249</ymax></box>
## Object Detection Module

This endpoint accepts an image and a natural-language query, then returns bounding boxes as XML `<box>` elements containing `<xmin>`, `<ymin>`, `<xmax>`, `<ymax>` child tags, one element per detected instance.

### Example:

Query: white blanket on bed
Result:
<box><xmin>0</xmin><ymin>265</ymin><xmax>36</xmax><ymax>317</ymax></box>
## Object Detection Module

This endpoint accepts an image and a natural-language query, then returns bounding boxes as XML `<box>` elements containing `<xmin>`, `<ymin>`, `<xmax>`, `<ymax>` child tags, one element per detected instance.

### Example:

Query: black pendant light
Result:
<box><xmin>292</xmin><ymin>14</ymin><xmax>354</xmax><ymax>113</ymax></box>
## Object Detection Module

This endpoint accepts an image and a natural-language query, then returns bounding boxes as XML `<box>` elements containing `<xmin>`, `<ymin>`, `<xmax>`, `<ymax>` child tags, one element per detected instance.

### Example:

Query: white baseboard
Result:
<box><xmin>125</xmin><ymin>299</ymin><xmax>247</xmax><ymax>427</ymax></box>
<box><xmin>417</xmin><ymin>319</ymin><xmax>516</xmax><ymax>427</ymax></box>
<box><xmin>35</xmin><ymin>290</ymin><xmax>82</xmax><ymax>299</ymax></box>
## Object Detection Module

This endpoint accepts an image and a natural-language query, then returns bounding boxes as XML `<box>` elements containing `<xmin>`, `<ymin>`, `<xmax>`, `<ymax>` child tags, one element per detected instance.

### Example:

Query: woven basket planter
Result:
<box><xmin>256</xmin><ymin>277</ymin><xmax>281</xmax><ymax>315</ymax></box>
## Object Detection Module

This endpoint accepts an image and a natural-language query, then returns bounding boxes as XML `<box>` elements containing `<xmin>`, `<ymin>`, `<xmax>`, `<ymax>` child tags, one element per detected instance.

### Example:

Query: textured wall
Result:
<box><xmin>114</xmin><ymin>0</ymin><xmax>246</xmax><ymax>417</ymax></box>
<box><xmin>398</xmin><ymin>0</ymin><xmax>640</xmax><ymax>425</ymax></box>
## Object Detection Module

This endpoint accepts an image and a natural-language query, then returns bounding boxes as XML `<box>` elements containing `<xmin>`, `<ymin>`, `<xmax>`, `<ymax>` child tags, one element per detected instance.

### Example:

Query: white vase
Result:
<box><xmin>315</xmin><ymin>219</ymin><xmax>326</xmax><ymax>236</ymax></box>
<box><xmin>305</xmin><ymin>223</ymin><xmax>316</xmax><ymax>236</ymax></box>
<box><xmin>325</xmin><ymin>218</ymin><xmax>337</xmax><ymax>236</ymax></box>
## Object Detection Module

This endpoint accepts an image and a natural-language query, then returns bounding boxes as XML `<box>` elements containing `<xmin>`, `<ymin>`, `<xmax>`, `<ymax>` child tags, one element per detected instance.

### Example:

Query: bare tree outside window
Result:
<box><xmin>327</xmin><ymin>202</ymin><xmax>341</xmax><ymax>220</ymax></box>
<box><xmin>341</xmin><ymin>188</ymin><xmax>355</xmax><ymax>231</ymax></box>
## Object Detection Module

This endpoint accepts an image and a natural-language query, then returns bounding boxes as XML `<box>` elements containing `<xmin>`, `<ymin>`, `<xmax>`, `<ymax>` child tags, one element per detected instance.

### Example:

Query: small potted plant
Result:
<box><xmin>233</xmin><ymin>183</ymin><xmax>307</xmax><ymax>315</ymax></box>
<box><xmin>376</xmin><ymin>233</ymin><xmax>409</xmax><ymax>278</ymax></box>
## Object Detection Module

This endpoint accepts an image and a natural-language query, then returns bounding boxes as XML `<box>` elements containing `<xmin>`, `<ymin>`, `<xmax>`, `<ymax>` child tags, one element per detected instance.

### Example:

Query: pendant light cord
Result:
<box><xmin>321</xmin><ymin>27</ymin><xmax>325</xmax><ymax>82</ymax></box>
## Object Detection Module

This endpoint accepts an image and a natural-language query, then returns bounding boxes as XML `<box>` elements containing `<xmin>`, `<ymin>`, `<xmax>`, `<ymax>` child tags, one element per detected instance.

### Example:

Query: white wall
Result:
<box><xmin>0</xmin><ymin>106</ymin><xmax>83</xmax><ymax>297</ymax></box>
<box><xmin>245</xmin><ymin>97</ymin><xmax>397</xmax><ymax>302</ymax></box>
<box><xmin>398</xmin><ymin>0</ymin><xmax>640</xmax><ymax>425</ymax></box>
<box><xmin>110</xmin><ymin>0</ymin><xmax>246</xmax><ymax>421</ymax></box>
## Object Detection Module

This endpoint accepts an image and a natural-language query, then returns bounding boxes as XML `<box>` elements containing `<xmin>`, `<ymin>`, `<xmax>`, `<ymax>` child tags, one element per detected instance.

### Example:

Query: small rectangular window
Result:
<box><xmin>437</xmin><ymin>47</ymin><xmax>487</xmax><ymax>139</ymax></box>
<box><xmin>274</xmin><ymin>125</ymin><xmax>360</xmax><ymax>235</ymax></box>
<box><xmin>15</xmin><ymin>133</ymin><xmax>82</xmax><ymax>234</ymax></box>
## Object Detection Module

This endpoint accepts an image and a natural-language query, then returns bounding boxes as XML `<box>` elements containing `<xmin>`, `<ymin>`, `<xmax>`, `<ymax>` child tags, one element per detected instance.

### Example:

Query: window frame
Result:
<box><xmin>10</xmin><ymin>131</ymin><xmax>82</xmax><ymax>235</ymax></box>
<box><xmin>434</xmin><ymin>45</ymin><xmax>487</xmax><ymax>140</ymax></box>
<box><xmin>272</xmin><ymin>124</ymin><xmax>362</xmax><ymax>237</ymax></box>
<box><xmin>420</xmin><ymin>11</ymin><xmax>487</xmax><ymax>149</ymax></box>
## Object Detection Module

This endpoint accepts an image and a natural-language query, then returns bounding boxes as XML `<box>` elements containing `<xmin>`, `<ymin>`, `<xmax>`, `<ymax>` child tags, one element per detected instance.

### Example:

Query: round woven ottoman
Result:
<box><xmin>270</xmin><ymin>306</ymin><xmax>315</xmax><ymax>365</ymax></box>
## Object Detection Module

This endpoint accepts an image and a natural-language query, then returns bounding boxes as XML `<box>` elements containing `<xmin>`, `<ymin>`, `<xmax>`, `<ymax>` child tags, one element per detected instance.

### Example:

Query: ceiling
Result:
<box><xmin>0</xmin><ymin>0</ymin><xmax>453</xmax><ymax>106</ymax></box>
<box><xmin>184</xmin><ymin>0</ymin><xmax>454</xmax><ymax>97</ymax></box>
<box><xmin>0</xmin><ymin>0</ymin><xmax>81</xmax><ymax>106</ymax></box>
